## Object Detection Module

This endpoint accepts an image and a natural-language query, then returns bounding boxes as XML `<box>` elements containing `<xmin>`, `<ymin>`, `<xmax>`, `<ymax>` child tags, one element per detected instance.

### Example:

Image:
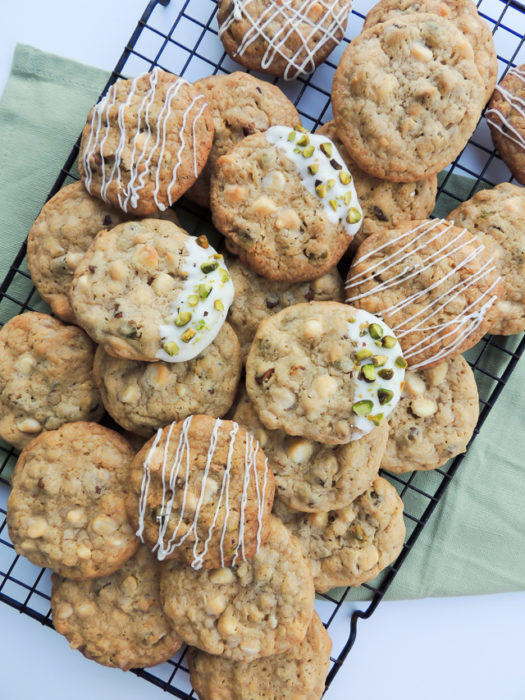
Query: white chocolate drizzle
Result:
<box><xmin>156</xmin><ymin>236</ymin><xmax>235</xmax><ymax>363</ymax></box>
<box><xmin>345</xmin><ymin>220</ymin><xmax>501</xmax><ymax>368</ymax></box>
<box><xmin>486</xmin><ymin>67</ymin><xmax>525</xmax><ymax>152</ymax></box>
<box><xmin>265</xmin><ymin>126</ymin><xmax>362</xmax><ymax>238</ymax></box>
<box><xmin>136</xmin><ymin>417</ymin><xmax>271</xmax><ymax>569</ymax></box>
<box><xmin>81</xmin><ymin>67</ymin><xmax>207</xmax><ymax>212</ymax></box>
<box><xmin>219</xmin><ymin>0</ymin><xmax>350</xmax><ymax>80</ymax></box>
<box><xmin>346</xmin><ymin>309</ymin><xmax>406</xmax><ymax>440</ymax></box>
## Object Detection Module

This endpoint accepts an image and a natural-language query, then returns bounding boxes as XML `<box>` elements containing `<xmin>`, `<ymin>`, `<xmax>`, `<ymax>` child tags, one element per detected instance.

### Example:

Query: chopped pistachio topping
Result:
<box><xmin>327</xmin><ymin>179</ymin><xmax>336</xmax><ymax>189</ymax></box>
<box><xmin>362</xmin><ymin>364</ymin><xmax>376</xmax><ymax>382</ymax></box>
<box><xmin>174</xmin><ymin>311</ymin><xmax>192</xmax><ymax>327</ymax></box>
<box><xmin>214</xmin><ymin>299</ymin><xmax>224</xmax><ymax>311</ymax></box>
<box><xmin>355</xmin><ymin>349</ymin><xmax>373</xmax><ymax>361</ymax></box>
<box><xmin>353</xmin><ymin>399</ymin><xmax>374</xmax><ymax>416</ymax></box>
<box><xmin>196</xmin><ymin>235</ymin><xmax>209</xmax><ymax>248</ymax></box>
<box><xmin>288</xmin><ymin>131</ymin><xmax>296</xmax><ymax>142</ymax></box>
<box><xmin>347</xmin><ymin>207</ymin><xmax>362</xmax><ymax>224</ymax></box>
<box><xmin>372</xmin><ymin>354</ymin><xmax>388</xmax><ymax>367</ymax></box>
<box><xmin>339</xmin><ymin>171</ymin><xmax>351</xmax><ymax>185</ymax></box>
<box><xmin>181</xmin><ymin>328</ymin><xmax>197</xmax><ymax>343</ymax></box>
<box><xmin>316</xmin><ymin>184</ymin><xmax>328</xmax><ymax>198</ymax></box>
<box><xmin>382</xmin><ymin>335</ymin><xmax>397</xmax><ymax>348</ymax></box>
<box><xmin>395</xmin><ymin>356</ymin><xmax>408</xmax><ymax>369</ymax></box>
<box><xmin>302</xmin><ymin>145</ymin><xmax>315</xmax><ymax>158</ymax></box>
<box><xmin>163</xmin><ymin>341</ymin><xmax>179</xmax><ymax>356</ymax></box>
<box><xmin>297</xmin><ymin>134</ymin><xmax>309</xmax><ymax>147</ymax></box>
<box><xmin>188</xmin><ymin>294</ymin><xmax>199</xmax><ymax>306</ymax></box>
<box><xmin>378</xmin><ymin>368</ymin><xmax>394</xmax><ymax>380</ymax></box>
<box><xmin>343</xmin><ymin>192</ymin><xmax>353</xmax><ymax>205</ymax></box>
<box><xmin>296</xmin><ymin>125</ymin><xmax>308</xmax><ymax>133</ymax></box>
<box><xmin>201</xmin><ymin>260</ymin><xmax>219</xmax><ymax>274</ymax></box>
<box><xmin>329</xmin><ymin>199</ymin><xmax>338</xmax><ymax>211</ymax></box>
<box><xmin>308</xmin><ymin>162</ymin><xmax>320</xmax><ymax>175</ymax></box>
<box><xmin>320</xmin><ymin>142</ymin><xmax>333</xmax><ymax>157</ymax></box>
<box><xmin>199</xmin><ymin>282</ymin><xmax>213</xmax><ymax>299</ymax></box>
<box><xmin>367</xmin><ymin>413</ymin><xmax>384</xmax><ymax>426</ymax></box>
<box><xmin>368</xmin><ymin>323</ymin><xmax>383</xmax><ymax>339</ymax></box>
<box><xmin>219</xmin><ymin>269</ymin><xmax>230</xmax><ymax>283</ymax></box>
<box><xmin>378</xmin><ymin>388</ymin><xmax>394</xmax><ymax>405</ymax></box>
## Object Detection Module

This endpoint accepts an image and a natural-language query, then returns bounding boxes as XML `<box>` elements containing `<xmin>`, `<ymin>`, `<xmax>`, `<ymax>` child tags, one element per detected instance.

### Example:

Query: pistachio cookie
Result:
<box><xmin>332</xmin><ymin>14</ymin><xmax>485</xmax><ymax>182</ymax></box>
<box><xmin>51</xmin><ymin>546</ymin><xmax>182</xmax><ymax>670</ymax></box>
<box><xmin>0</xmin><ymin>313</ymin><xmax>103</xmax><ymax>450</ymax></box>
<box><xmin>188</xmin><ymin>612</ymin><xmax>331</xmax><ymax>700</ymax></box>
<box><xmin>227</xmin><ymin>256</ymin><xmax>343</xmax><ymax>362</ymax></box>
<box><xmin>7</xmin><ymin>423</ymin><xmax>138</xmax><ymax>579</ymax></box>
<box><xmin>79</xmin><ymin>68</ymin><xmax>214</xmax><ymax>215</ymax></box>
<box><xmin>382</xmin><ymin>354</ymin><xmax>478</xmax><ymax>473</ymax></box>
<box><xmin>217</xmin><ymin>0</ymin><xmax>352</xmax><ymax>80</ymax></box>
<box><xmin>185</xmin><ymin>72</ymin><xmax>299</xmax><ymax>208</ymax></box>
<box><xmin>160</xmin><ymin>515</ymin><xmax>315</xmax><ymax>660</ymax></box>
<box><xmin>128</xmin><ymin>415</ymin><xmax>275</xmax><ymax>569</ymax></box>
<box><xmin>447</xmin><ymin>184</ymin><xmax>525</xmax><ymax>335</ymax></box>
<box><xmin>27</xmin><ymin>182</ymin><xmax>178</xmax><ymax>323</ymax></box>
<box><xmin>93</xmin><ymin>323</ymin><xmax>241</xmax><ymax>437</ymax></box>
<box><xmin>486</xmin><ymin>65</ymin><xmax>525</xmax><ymax>185</ymax></box>
<box><xmin>234</xmin><ymin>389</ymin><xmax>388</xmax><ymax>512</ymax></box>
<box><xmin>346</xmin><ymin>219</ymin><xmax>502</xmax><ymax>368</ymax></box>
<box><xmin>363</xmin><ymin>0</ymin><xmax>497</xmax><ymax>103</ymax></box>
<box><xmin>211</xmin><ymin>128</ymin><xmax>362</xmax><ymax>281</ymax></box>
<box><xmin>70</xmin><ymin>220</ymin><xmax>234</xmax><ymax>362</ymax></box>
<box><xmin>273</xmin><ymin>477</ymin><xmax>405</xmax><ymax>592</ymax></box>
<box><xmin>245</xmin><ymin>301</ymin><xmax>406</xmax><ymax>445</ymax></box>
<box><xmin>316</xmin><ymin>121</ymin><xmax>437</xmax><ymax>251</ymax></box>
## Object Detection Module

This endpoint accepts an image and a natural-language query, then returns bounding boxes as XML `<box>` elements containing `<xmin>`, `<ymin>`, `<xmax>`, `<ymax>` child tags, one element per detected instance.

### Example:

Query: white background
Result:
<box><xmin>0</xmin><ymin>2</ymin><xmax>524</xmax><ymax>699</ymax></box>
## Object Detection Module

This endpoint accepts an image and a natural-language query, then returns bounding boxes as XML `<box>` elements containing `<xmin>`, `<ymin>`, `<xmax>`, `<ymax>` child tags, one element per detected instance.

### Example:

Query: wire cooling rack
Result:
<box><xmin>1</xmin><ymin>0</ymin><xmax>524</xmax><ymax>697</ymax></box>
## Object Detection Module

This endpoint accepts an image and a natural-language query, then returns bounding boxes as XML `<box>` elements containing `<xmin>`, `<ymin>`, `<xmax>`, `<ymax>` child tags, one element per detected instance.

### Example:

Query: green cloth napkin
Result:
<box><xmin>1</xmin><ymin>44</ymin><xmax>524</xmax><ymax>600</ymax></box>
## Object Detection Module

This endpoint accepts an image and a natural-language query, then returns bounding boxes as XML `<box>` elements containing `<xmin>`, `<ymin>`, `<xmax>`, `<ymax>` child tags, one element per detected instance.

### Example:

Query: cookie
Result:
<box><xmin>227</xmin><ymin>256</ymin><xmax>343</xmax><ymax>362</ymax></box>
<box><xmin>79</xmin><ymin>68</ymin><xmax>214</xmax><ymax>215</ymax></box>
<box><xmin>273</xmin><ymin>476</ymin><xmax>405</xmax><ymax>592</ymax></box>
<box><xmin>185</xmin><ymin>72</ymin><xmax>299</xmax><ymax>208</ymax></box>
<box><xmin>486</xmin><ymin>65</ymin><xmax>525</xmax><ymax>185</ymax></box>
<box><xmin>332</xmin><ymin>14</ymin><xmax>485</xmax><ymax>182</ymax></box>
<box><xmin>127</xmin><ymin>415</ymin><xmax>275</xmax><ymax>569</ymax></box>
<box><xmin>234</xmin><ymin>389</ymin><xmax>388</xmax><ymax>512</ymax></box>
<box><xmin>7</xmin><ymin>422</ymin><xmax>138</xmax><ymax>579</ymax></box>
<box><xmin>70</xmin><ymin>220</ymin><xmax>234</xmax><ymax>362</ymax></box>
<box><xmin>211</xmin><ymin>128</ymin><xmax>362</xmax><ymax>281</ymax></box>
<box><xmin>188</xmin><ymin>611</ymin><xmax>331</xmax><ymax>700</ymax></box>
<box><xmin>346</xmin><ymin>219</ymin><xmax>503</xmax><ymax>368</ymax></box>
<box><xmin>363</xmin><ymin>0</ymin><xmax>497</xmax><ymax>103</ymax></box>
<box><xmin>93</xmin><ymin>323</ymin><xmax>241</xmax><ymax>437</ymax></box>
<box><xmin>0</xmin><ymin>312</ymin><xmax>103</xmax><ymax>450</ymax></box>
<box><xmin>381</xmin><ymin>354</ymin><xmax>478</xmax><ymax>472</ymax></box>
<box><xmin>447</xmin><ymin>183</ymin><xmax>525</xmax><ymax>335</ymax></box>
<box><xmin>160</xmin><ymin>515</ymin><xmax>315</xmax><ymax>660</ymax></box>
<box><xmin>316</xmin><ymin>121</ymin><xmax>437</xmax><ymax>251</ymax></box>
<box><xmin>245</xmin><ymin>301</ymin><xmax>406</xmax><ymax>445</ymax></box>
<box><xmin>27</xmin><ymin>182</ymin><xmax>179</xmax><ymax>323</ymax></box>
<box><xmin>217</xmin><ymin>0</ymin><xmax>352</xmax><ymax>80</ymax></box>
<box><xmin>51</xmin><ymin>546</ymin><xmax>182</xmax><ymax>670</ymax></box>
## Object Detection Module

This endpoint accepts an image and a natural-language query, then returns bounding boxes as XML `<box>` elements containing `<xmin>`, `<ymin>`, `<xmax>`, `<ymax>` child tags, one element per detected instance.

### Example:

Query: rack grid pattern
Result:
<box><xmin>1</xmin><ymin>0</ymin><xmax>524</xmax><ymax>697</ymax></box>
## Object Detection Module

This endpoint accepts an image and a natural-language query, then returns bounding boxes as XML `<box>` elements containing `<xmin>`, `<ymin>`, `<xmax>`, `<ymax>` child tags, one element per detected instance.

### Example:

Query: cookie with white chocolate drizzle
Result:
<box><xmin>217</xmin><ymin>0</ymin><xmax>352</xmax><ymax>80</ymax></box>
<box><xmin>79</xmin><ymin>68</ymin><xmax>214</xmax><ymax>215</ymax></box>
<box><xmin>70</xmin><ymin>219</ymin><xmax>234</xmax><ymax>362</ymax></box>
<box><xmin>486</xmin><ymin>64</ymin><xmax>525</xmax><ymax>185</ymax></box>
<box><xmin>211</xmin><ymin>127</ymin><xmax>362</xmax><ymax>282</ymax></box>
<box><xmin>346</xmin><ymin>219</ymin><xmax>502</xmax><ymax>368</ymax></box>
<box><xmin>245</xmin><ymin>301</ymin><xmax>406</xmax><ymax>446</ymax></box>
<box><xmin>127</xmin><ymin>415</ymin><xmax>275</xmax><ymax>570</ymax></box>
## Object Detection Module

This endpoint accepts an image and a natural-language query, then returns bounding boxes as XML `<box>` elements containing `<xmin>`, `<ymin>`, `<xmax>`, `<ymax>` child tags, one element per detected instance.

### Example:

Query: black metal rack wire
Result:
<box><xmin>0</xmin><ymin>0</ymin><xmax>524</xmax><ymax>697</ymax></box>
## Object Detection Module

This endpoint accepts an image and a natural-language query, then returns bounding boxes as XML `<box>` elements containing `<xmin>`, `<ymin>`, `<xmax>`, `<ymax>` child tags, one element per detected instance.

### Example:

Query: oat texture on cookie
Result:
<box><xmin>79</xmin><ymin>68</ymin><xmax>214</xmax><ymax>215</ymax></box>
<box><xmin>128</xmin><ymin>415</ymin><xmax>275</xmax><ymax>570</ymax></box>
<box><xmin>245</xmin><ymin>301</ymin><xmax>405</xmax><ymax>445</ymax></box>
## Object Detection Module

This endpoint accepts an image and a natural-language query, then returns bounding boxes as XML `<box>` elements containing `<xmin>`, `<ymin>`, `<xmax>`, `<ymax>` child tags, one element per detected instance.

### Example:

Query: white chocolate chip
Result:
<box><xmin>240</xmin><ymin>639</ymin><xmax>261</xmax><ymax>655</ymax></box>
<box><xmin>119</xmin><ymin>384</ymin><xmax>141</xmax><ymax>404</ymax></box>
<box><xmin>250</xmin><ymin>196</ymin><xmax>277</xmax><ymax>216</ymax></box>
<box><xmin>404</xmin><ymin>372</ymin><xmax>426</xmax><ymax>396</ymax></box>
<box><xmin>134</xmin><ymin>244</ymin><xmax>159</xmax><ymax>269</ymax></box>
<box><xmin>262</xmin><ymin>171</ymin><xmax>285</xmax><ymax>193</ymax></box>
<box><xmin>270</xmin><ymin>386</ymin><xmax>296</xmax><ymax>410</ymax></box>
<box><xmin>26</xmin><ymin>517</ymin><xmax>48</xmax><ymax>539</ymax></box>
<box><xmin>275</xmin><ymin>208</ymin><xmax>301</xmax><ymax>230</ymax></box>
<box><xmin>358</xmin><ymin>545</ymin><xmax>379</xmax><ymax>571</ymax></box>
<box><xmin>312</xmin><ymin>374</ymin><xmax>337</xmax><ymax>399</ymax></box>
<box><xmin>329</xmin><ymin>344</ymin><xmax>344</xmax><ymax>363</ymax></box>
<box><xmin>302</xmin><ymin>319</ymin><xmax>323</xmax><ymax>342</ymax></box>
<box><xmin>147</xmin><ymin>363</ymin><xmax>170</xmax><ymax>387</ymax></box>
<box><xmin>66</xmin><ymin>508</ymin><xmax>87</xmax><ymax>528</ymax></box>
<box><xmin>76</xmin><ymin>602</ymin><xmax>96</xmax><ymax>618</ymax></box>
<box><xmin>258</xmin><ymin>592</ymin><xmax>276</xmax><ymax>609</ymax></box>
<box><xmin>65</xmin><ymin>251</ymin><xmax>84</xmax><ymax>270</ymax></box>
<box><xmin>206</xmin><ymin>593</ymin><xmax>227</xmax><ymax>616</ymax></box>
<box><xmin>16</xmin><ymin>418</ymin><xmax>42</xmax><ymax>434</ymax></box>
<box><xmin>77</xmin><ymin>543</ymin><xmax>92</xmax><ymax>560</ymax></box>
<box><xmin>268</xmin><ymin>614</ymin><xmax>278</xmax><ymax>629</ymax></box>
<box><xmin>56</xmin><ymin>603</ymin><xmax>73</xmax><ymax>620</ymax></box>
<box><xmin>309</xmin><ymin>511</ymin><xmax>328</xmax><ymax>528</ymax></box>
<box><xmin>108</xmin><ymin>259</ymin><xmax>128</xmax><ymax>281</ymax></box>
<box><xmin>224</xmin><ymin>185</ymin><xmax>246</xmax><ymax>204</ymax></box>
<box><xmin>209</xmin><ymin>567</ymin><xmax>235</xmax><ymax>585</ymax></box>
<box><xmin>75</xmin><ymin>275</ymin><xmax>90</xmax><ymax>292</ymax></box>
<box><xmin>426</xmin><ymin>362</ymin><xmax>448</xmax><ymax>387</ymax></box>
<box><xmin>217</xmin><ymin>612</ymin><xmax>238</xmax><ymax>636</ymax></box>
<box><xmin>331</xmin><ymin>517</ymin><xmax>348</xmax><ymax>537</ymax></box>
<box><xmin>15</xmin><ymin>355</ymin><xmax>35</xmax><ymax>376</ymax></box>
<box><xmin>176</xmin><ymin>384</ymin><xmax>187</xmax><ymax>398</ymax></box>
<box><xmin>411</xmin><ymin>43</ymin><xmax>433</xmax><ymax>62</ymax></box>
<box><xmin>204</xmin><ymin>477</ymin><xmax>219</xmax><ymax>502</ymax></box>
<box><xmin>411</xmin><ymin>396</ymin><xmax>438</xmax><ymax>418</ymax></box>
<box><xmin>121</xmin><ymin>575</ymin><xmax>138</xmax><ymax>595</ymax></box>
<box><xmin>91</xmin><ymin>515</ymin><xmax>118</xmax><ymax>536</ymax></box>
<box><xmin>151</xmin><ymin>272</ymin><xmax>175</xmax><ymax>295</ymax></box>
<box><xmin>287</xmin><ymin>437</ymin><xmax>314</xmax><ymax>464</ymax></box>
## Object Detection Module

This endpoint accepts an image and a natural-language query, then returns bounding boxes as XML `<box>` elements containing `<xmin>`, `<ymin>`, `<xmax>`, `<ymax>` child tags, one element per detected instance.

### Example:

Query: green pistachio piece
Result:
<box><xmin>395</xmin><ymin>356</ymin><xmax>408</xmax><ymax>369</ymax></box>
<box><xmin>297</xmin><ymin>134</ymin><xmax>310</xmax><ymax>147</ymax></box>
<box><xmin>308</xmin><ymin>162</ymin><xmax>319</xmax><ymax>175</ymax></box>
<box><xmin>378</xmin><ymin>368</ymin><xmax>394</xmax><ymax>380</ymax></box>
<box><xmin>352</xmin><ymin>400</ymin><xmax>374</xmax><ymax>416</ymax></box>
<box><xmin>316</xmin><ymin>184</ymin><xmax>328</xmax><ymax>198</ymax></box>
<box><xmin>188</xmin><ymin>294</ymin><xmax>199</xmax><ymax>306</ymax></box>
<box><xmin>214</xmin><ymin>299</ymin><xmax>224</xmax><ymax>311</ymax></box>
<box><xmin>329</xmin><ymin>199</ymin><xmax>338</xmax><ymax>211</ymax></box>
<box><xmin>196</xmin><ymin>235</ymin><xmax>209</xmax><ymax>248</ymax></box>
<box><xmin>362</xmin><ymin>364</ymin><xmax>376</xmax><ymax>382</ymax></box>
<box><xmin>367</xmin><ymin>413</ymin><xmax>384</xmax><ymax>426</ymax></box>
<box><xmin>201</xmin><ymin>260</ymin><xmax>219</xmax><ymax>274</ymax></box>
<box><xmin>339</xmin><ymin>171</ymin><xmax>351</xmax><ymax>185</ymax></box>
<box><xmin>320</xmin><ymin>142</ymin><xmax>333</xmax><ymax>157</ymax></box>
<box><xmin>296</xmin><ymin>125</ymin><xmax>308</xmax><ymax>133</ymax></box>
<box><xmin>382</xmin><ymin>335</ymin><xmax>397</xmax><ymax>348</ymax></box>
<box><xmin>174</xmin><ymin>311</ymin><xmax>192</xmax><ymax>326</ymax></box>
<box><xmin>199</xmin><ymin>282</ymin><xmax>213</xmax><ymax>299</ymax></box>
<box><xmin>355</xmin><ymin>349</ymin><xmax>373</xmax><ymax>361</ymax></box>
<box><xmin>372</xmin><ymin>354</ymin><xmax>388</xmax><ymax>367</ymax></box>
<box><xmin>343</xmin><ymin>192</ymin><xmax>353</xmax><ymax>205</ymax></box>
<box><xmin>302</xmin><ymin>145</ymin><xmax>315</xmax><ymax>158</ymax></box>
<box><xmin>347</xmin><ymin>207</ymin><xmax>362</xmax><ymax>224</ymax></box>
<box><xmin>288</xmin><ymin>131</ymin><xmax>296</xmax><ymax>142</ymax></box>
<box><xmin>368</xmin><ymin>323</ymin><xmax>383</xmax><ymax>339</ymax></box>
<box><xmin>219</xmin><ymin>269</ymin><xmax>230</xmax><ymax>283</ymax></box>
<box><xmin>378</xmin><ymin>388</ymin><xmax>394</xmax><ymax>405</ymax></box>
<box><xmin>327</xmin><ymin>178</ymin><xmax>336</xmax><ymax>189</ymax></box>
<box><xmin>181</xmin><ymin>328</ymin><xmax>197</xmax><ymax>343</ymax></box>
<box><xmin>163</xmin><ymin>341</ymin><xmax>179</xmax><ymax>356</ymax></box>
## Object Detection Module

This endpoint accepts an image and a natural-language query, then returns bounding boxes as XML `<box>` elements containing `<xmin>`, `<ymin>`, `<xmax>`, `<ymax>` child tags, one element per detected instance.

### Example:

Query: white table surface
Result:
<box><xmin>1</xmin><ymin>2</ymin><xmax>524</xmax><ymax>699</ymax></box>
